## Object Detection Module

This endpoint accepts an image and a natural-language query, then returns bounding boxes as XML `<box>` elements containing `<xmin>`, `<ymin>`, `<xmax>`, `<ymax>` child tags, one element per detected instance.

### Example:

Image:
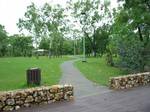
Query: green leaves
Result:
<box><xmin>17</xmin><ymin>2</ymin><xmax>68</xmax><ymax>57</ymax></box>
<box><xmin>0</xmin><ymin>25</ymin><xmax>8</xmax><ymax>57</ymax></box>
<box><xmin>109</xmin><ymin>0</ymin><xmax>150</xmax><ymax>71</ymax></box>
<box><xmin>17</xmin><ymin>3</ymin><xmax>42</xmax><ymax>37</ymax></box>
<box><xmin>9</xmin><ymin>35</ymin><xmax>33</xmax><ymax>57</ymax></box>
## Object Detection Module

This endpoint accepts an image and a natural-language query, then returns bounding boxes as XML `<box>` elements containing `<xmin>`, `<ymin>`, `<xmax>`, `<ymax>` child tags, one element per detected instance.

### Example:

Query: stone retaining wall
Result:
<box><xmin>0</xmin><ymin>85</ymin><xmax>73</xmax><ymax>111</ymax></box>
<box><xmin>110</xmin><ymin>72</ymin><xmax>150</xmax><ymax>90</ymax></box>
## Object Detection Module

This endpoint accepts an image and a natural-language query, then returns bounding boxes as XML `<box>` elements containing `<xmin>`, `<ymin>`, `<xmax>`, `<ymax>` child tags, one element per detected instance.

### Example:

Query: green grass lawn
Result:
<box><xmin>75</xmin><ymin>57</ymin><xmax>128</xmax><ymax>86</ymax></box>
<box><xmin>0</xmin><ymin>56</ymin><xmax>71</xmax><ymax>91</ymax></box>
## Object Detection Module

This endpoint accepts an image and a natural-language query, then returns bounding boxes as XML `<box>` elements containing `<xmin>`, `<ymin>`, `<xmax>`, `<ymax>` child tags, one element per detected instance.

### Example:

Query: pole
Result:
<box><xmin>35</xmin><ymin>36</ymin><xmax>39</xmax><ymax>59</ymax></box>
<box><xmin>74</xmin><ymin>37</ymin><xmax>76</xmax><ymax>56</ymax></box>
<box><xmin>48</xmin><ymin>40</ymin><xmax>51</xmax><ymax>59</ymax></box>
<box><xmin>80</xmin><ymin>12</ymin><xmax>87</xmax><ymax>62</ymax></box>
<box><xmin>82</xmin><ymin>36</ymin><xmax>86</xmax><ymax>62</ymax></box>
<box><xmin>49</xmin><ymin>37</ymin><xmax>53</xmax><ymax>58</ymax></box>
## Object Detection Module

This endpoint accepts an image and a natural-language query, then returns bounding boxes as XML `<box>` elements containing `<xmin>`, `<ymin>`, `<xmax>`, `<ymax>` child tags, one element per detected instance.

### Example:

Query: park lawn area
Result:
<box><xmin>75</xmin><ymin>57</ymin><xmax>128</xmax><ymax>86</ymax></box>
<box><xmin>0</xmin><ymin>56</ymin><xmax>71</xmax><ymax>91</ymax></box>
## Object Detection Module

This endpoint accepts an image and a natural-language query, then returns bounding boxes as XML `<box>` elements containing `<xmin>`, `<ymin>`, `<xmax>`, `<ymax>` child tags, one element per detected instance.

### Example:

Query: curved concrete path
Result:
<box><xmin>59</xmin><ymin>59</ymin><xmax>111</xmax><ymax>98</ymax></box>
<box><xmin>13</xmin><ymin>58</ymin><xmax>150</xmax><ymax>112</ymax></box>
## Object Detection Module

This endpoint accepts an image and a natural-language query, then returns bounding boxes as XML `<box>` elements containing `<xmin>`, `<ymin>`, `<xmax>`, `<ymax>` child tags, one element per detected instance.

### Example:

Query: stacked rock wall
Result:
<box><xmin>110</xmin><ymin>72</ymin><xmax>150</xmax><ymax>90</ymax></box>
<box><xmin>0</xmin><ymin>85</ymin><xmax>73</xmax><ymax>111</ymax></box>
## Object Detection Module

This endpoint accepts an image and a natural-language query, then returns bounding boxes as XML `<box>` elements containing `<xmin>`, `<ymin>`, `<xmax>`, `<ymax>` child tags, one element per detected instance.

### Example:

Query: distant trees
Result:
<box><xmin>0</xmin><ymin>25</ymin><xmax>8</xmax><ymax>57</ymax></box>
<box><xmin>0</xmin><ymin>26</ymin><xmax>33</xmax><ymax>57</ymax></box>
<box><xmin>68</xmin><ymin>0</ymin><xmax>111</xmax><ymax>57</ymax></box>
<box><xmin>39</xmin><ymin>38</ymin><xmax>49</xmax><ymax>50</ymax></box>
<box><xmin>17</xmin><ymin>3</ymin><xmax>42</xmax><ymax>50</ymax></box>
<box><xmin>17</xmin><ymin>3</ymin><xmax>70</xmax><ymax>57</ymax></box>
<box><xmin>62</xmin><ymin>38</ymin><xmax>75</xmax><ymax>55</ymax></box>
<box><xmin>16</xmin><ymin>1</ymin><xmax>111</xmax><ymax>58</ymax></box>
<box><xmin>9</xmin><ymin>34</ymin><xmax>33</xmax><ymax>57</ymax></box>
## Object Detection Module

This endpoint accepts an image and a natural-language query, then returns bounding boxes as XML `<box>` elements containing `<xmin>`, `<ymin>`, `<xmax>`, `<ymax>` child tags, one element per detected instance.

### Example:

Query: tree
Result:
<box><xmin>95</xmin><ymin>26</ymin><xmax>109</xmax><ymax>56</ymax></box>
<box><xmin>109</xmin><ymin>0</ymin><xmax>150</xmax><ymax>71</ymax></box>
<box><xmin>0</xmin><ymin>24</ymin><xmax>8</xmax><ymax>57</ymax></box>
<box><xmin>62</xmin><ymin>38</ymin><xmax>74</xmax><ymax>55</ymax></box>
<box><xmin>41</xmin><ymin>3</ymin><xmax>68</xmax><ymax>57</ymax></box>
<box><xmin>68</xmin><ymin>0</ymin><xmax>111</xmax><ymax>57</ymax></box>
<box><xmin>9</xmin><ymin>34</ymin><xmax>33</xmax><ymax>57</ymax></box>
<box><xmin>17</xmin><ymin>3</ymin><xmax>43</xmax><ymax>58</ymax></box>
<box><xmin>39</xmin><ymin>38</ymin><xmax>49</xmax><ymax>50</ymax></box>
<box><xmin>18</xmin><ymin>3</ymin><xmax>69</xmax><ymax>58</ymax></box>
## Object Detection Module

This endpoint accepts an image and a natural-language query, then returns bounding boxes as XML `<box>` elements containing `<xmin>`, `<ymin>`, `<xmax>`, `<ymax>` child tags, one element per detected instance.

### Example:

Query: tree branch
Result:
<box><xmin>137</xmin><ymin>25</ymin><xmax>143</xmax><ymax>42</ymax></box>
<box><xmin>84</xmin><ymin>31</ymin><xmax>93</xmax><ymax>46</ymax></box>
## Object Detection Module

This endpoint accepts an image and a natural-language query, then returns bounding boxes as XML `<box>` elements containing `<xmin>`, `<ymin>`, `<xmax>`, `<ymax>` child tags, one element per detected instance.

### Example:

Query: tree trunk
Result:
<box><xmin>93</xmin><ymin>29</ymin><xmax>97</xmax><ymax>57</ymax></box>
<box><xmin>137</xmin><ymin>25</ymin><xmax>145</xmax><ymax>71</ymax></box>
<box><xmin>137</xmin><ymin>25</ymin><xmax>143</xmax><ymax>42</ymax></box>
<box><xmin>93</xmin><ymin>49</ymin><xmax>97</xmax><ymax>57</ymax></box>
<box><xmin>84</xmin><ymin>31</ymin><xmax>97</xmax><ymax>57</ymax></box>
<box><xmin>106</xmin><ymin>49</ymin><xmax>114</xmax><ymax>66</ymax></box>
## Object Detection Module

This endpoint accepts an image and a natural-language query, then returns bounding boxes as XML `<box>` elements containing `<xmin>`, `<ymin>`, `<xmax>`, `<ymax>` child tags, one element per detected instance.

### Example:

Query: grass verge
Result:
<box><xmin>75</xmin><ymin>57</ymin><xmax>128</xmax><ymax>86</ymax></box>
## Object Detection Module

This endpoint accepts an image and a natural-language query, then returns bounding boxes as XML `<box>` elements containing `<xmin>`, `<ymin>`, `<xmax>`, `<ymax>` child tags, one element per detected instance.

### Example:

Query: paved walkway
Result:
<box><xmin>14</xmin><ymin>59</ymin><xmax>150</xmax><ymax>112</ymax></box>
<box><xmin>59</xmin><ymin>59</ymin><xmax>110</xmax><ymax>98</ymax></box>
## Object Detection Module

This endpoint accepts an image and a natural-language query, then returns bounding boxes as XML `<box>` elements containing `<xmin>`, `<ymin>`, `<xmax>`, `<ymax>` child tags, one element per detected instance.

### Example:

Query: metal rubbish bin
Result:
<box><xmin>26</xmin><ymin>68</ymin><xmax>41</xmax><ymax>85</ymax></box>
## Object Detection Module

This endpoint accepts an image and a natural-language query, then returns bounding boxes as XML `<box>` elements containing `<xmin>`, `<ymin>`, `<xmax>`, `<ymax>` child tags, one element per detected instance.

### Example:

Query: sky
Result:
<box><xmin>0</xmin><ymin>0</ymin><xmax>118</xmax><ymax>35</ymax></box>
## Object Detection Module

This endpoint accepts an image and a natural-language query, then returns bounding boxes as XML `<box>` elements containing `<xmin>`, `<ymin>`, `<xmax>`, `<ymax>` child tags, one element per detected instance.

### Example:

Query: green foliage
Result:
<box><xmin>95</xmin><ymin>27</ymin><xmax>109</xmax><ymax>55</ymax></box>
<box><xmin>109</xmin><ymin>0</ymin><xmax>150</xmax><ymax>72</ymax></box>
<box><xmin>116</xmin><ymin>35</ymin><xmax>144</xmax><ymax>71</ymax></box>
<box><xmin>62</xmin><ymin>38</ymin><xmax>74</xmax><ymax>55</ymax></box>
<box><xmin>9</xmin><ymin>34</ymin><xmax>33</xmax><ymax>57</ymax></box>
<box><xmin>0</xmin><ymin>25</ymin><xmax>8</xmax><ymax>57</ymax></box>
<box><xmin>68</xmin><ymin>0</ymin><xmax>111</xmax><ymax>57</ymax></box>
<box><xmin>18</xmin><ymin>3</ymin><xmax>69</xmax><ymax>57</ymax></box>
<box><xmin>0</xmin><ymin>24</ymin><xmax>33</xmax><ymax>57</ymax></box>
<box><xmin>17</xmin><ymin>3</ymin><xmax>42</xmax><ymax>48</ymax></box>
<box><xmin>39</xmin><ymin>38</ymin><xmax>49</xmax><ymax>50</ymax></box>
<box><xmin>84</xmin><ymin>27</ymin><xmax>109</xmax><ymax>56</ymax></box>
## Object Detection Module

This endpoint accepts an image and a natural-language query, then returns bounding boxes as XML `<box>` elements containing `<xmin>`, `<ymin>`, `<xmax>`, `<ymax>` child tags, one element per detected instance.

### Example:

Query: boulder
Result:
<box><xmin>6</xmin><ymin>98</ymin><xmax>15</xmax><ymax>105</ymax></box>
